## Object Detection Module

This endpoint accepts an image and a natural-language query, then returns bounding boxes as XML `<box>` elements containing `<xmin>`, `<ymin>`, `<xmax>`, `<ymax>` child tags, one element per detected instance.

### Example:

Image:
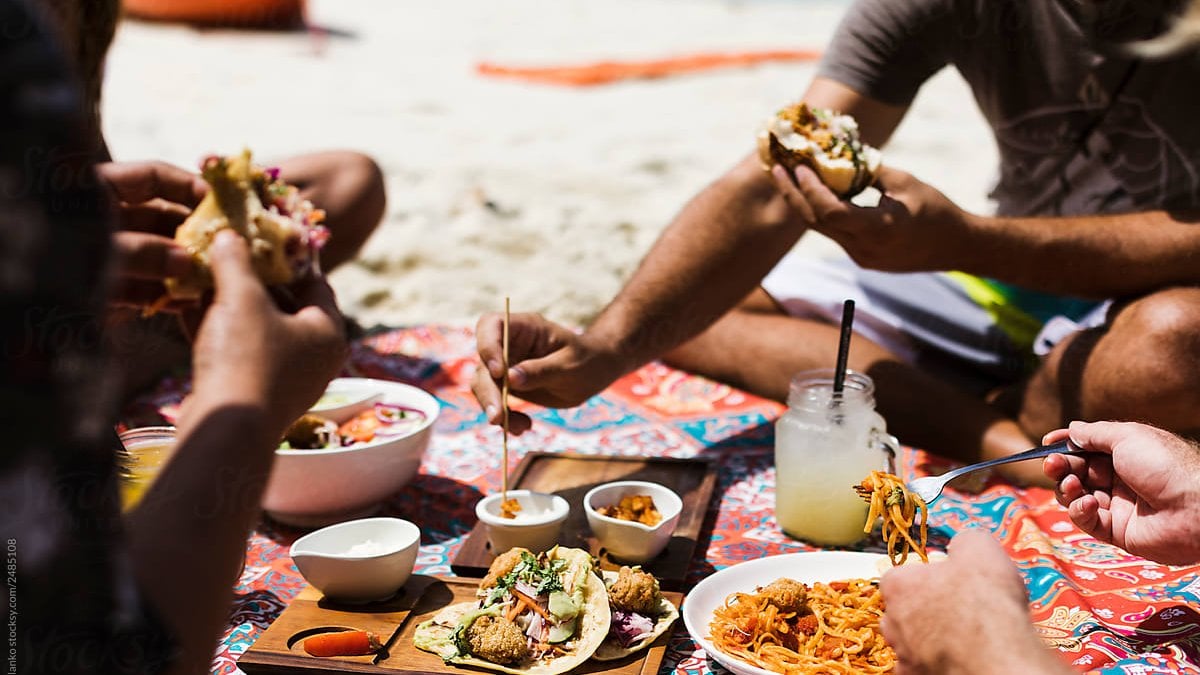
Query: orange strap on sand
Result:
<box><xmin>476</xmin><ymin>49</ymin><xmax>822</xmax><ymax>86</ymax></box>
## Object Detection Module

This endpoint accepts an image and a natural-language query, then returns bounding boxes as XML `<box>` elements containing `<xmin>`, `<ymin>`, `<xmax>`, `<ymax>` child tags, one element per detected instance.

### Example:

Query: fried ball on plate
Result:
<box><xmin>481</xmin><ymin>547</ymin><xmax>531</xmax><ymax>589</ymax></box>
<box><xmin>760</xmin><ymin>578</ymin><xmax>808</xmax><ymax>614</ymax></box>
<box><xmin>465</xmin><ymin>615</ymin><xmax>530</xmax><ymax>665</ymax></box>
<box><xmin>608</xmin><ymin>566</ymin><xmax>662</xmax><ymax>615</ymax></box>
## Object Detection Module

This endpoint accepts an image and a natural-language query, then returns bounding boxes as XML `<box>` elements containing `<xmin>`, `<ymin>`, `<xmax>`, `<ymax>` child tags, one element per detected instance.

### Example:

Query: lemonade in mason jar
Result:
<box><xmin>118</xmin><ymin>426</ymin><xmax>177</xmax><ymax>511</ymax></box>
<box><xmin>774</xmin><ymin>370</ymin><xmax>897</xmax><ymax>546</ymax></box>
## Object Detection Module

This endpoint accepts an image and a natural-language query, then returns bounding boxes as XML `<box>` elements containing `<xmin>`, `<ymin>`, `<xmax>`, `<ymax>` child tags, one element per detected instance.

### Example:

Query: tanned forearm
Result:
<box><xmin>586</xmin><ymin>155</ymin><xmax>807</xmax><ymax>363</ymax></box>
<box><xmin>125</xmin><ymin>401</ymin><xmax>280</xmax><ymax>675</ymax></box>
<box><xmin>961</xmin><ymin>209</ymin><xmax>1200</xmax><ymax>298</ymax></box>
<box><xmin>583</xmin><ymin>79</ymin><xmax>907</xmax><ymax>365</ymax></box>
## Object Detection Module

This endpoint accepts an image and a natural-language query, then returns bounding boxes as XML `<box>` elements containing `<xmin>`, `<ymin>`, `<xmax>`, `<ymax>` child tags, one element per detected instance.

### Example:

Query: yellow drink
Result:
<box><xmin>773</xmin><ymin>370</ymin><xmax>894</xmax><ymax>546</ymax></box>
<box><xmin>118</xmin><ymin>427</ymin><xmax>177</xmax><ymax>511</ymax></box>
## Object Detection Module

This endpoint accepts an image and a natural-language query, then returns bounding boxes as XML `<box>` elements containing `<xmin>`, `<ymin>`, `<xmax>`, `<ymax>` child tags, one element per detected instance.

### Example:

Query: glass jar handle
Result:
<box><xmin>872</xmin><ymin>428</ymin><xmax>901</xmax><ymax>475</ymax></box>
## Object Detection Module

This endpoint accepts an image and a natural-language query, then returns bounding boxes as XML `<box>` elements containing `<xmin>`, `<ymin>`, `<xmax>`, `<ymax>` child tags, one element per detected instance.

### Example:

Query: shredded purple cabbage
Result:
<box><xmin>609</xmin><ymin>610</ymin><xmax>654</xmax><ymax>647</ymax></box>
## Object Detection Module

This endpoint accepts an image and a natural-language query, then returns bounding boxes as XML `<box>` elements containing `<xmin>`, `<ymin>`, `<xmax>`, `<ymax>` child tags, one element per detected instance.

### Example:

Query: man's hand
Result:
<box><xmin>185</xmin><ymin>230</ymin><xmax>347</xmax><ymax>436</ymax></box>
<box><xmin>1043</xmin><ymin>421</ymin><xmax>1200</xmax><ymax>565</ymax></box>
<box><xmin>880</xmin><ymin>530</ymin><xmax>1069</xmax><ymax>675</ymax></box>
<box><xmin>768</xmin><ymin>163</ymin><xmax>974</xmax><ymax>273</ymax></box>
<box><xmin>471</xmin><ymin>313</ymin><xmax>631</xmax><ymax>435</ymax></box>
<box><xmin>97</xmin><ymin>161</ymin><xmax>207</xmax><ymax>309</ymax></box>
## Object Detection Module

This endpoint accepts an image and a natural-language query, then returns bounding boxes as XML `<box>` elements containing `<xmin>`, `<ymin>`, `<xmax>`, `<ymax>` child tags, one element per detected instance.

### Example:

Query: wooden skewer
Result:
<box><xmin>501</xmin><ymin>297</ymin><xmax>511</xmax><ymax>502</ymax></box>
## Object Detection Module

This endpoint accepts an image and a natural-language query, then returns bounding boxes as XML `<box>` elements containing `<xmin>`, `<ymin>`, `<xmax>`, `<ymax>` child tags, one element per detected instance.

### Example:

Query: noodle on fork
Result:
<box><xmin>855</xmin><ymin>471</ymin><xmax>929</xmax><ymax>566</ymax></box>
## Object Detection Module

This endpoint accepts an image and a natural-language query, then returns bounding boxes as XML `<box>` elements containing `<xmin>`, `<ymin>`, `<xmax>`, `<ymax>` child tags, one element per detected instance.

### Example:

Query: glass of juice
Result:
<box><xmin>774</xmin><ymin>370</ymin><xmax>899</xmax><ymax>546</ymax></box>
<box><xmin>117</xmin><ymin>426</ymin><xmax>177</xmax><ymax>511</ymax></box>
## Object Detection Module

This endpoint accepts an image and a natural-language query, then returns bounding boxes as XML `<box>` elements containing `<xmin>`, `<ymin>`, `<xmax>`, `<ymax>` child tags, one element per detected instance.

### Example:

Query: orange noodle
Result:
<box><xmin>708</xmin><ymin>578</ymin><xmax>895</xmax><ymax>674</ymax></box>
<box><xmin>855</xmin><ymin>470</ymin><xmax>929</xmax><ymax>565</ymax></box>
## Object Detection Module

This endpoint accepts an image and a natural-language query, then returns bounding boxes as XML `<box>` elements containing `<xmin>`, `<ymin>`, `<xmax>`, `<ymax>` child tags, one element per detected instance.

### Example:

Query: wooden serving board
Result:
<box><xmin>237</xmin><ymin>575</ymin><xmax>681</xmax><ymax>675</ymax></box>
<box><xmin>451</xmin><ymin>453</ymin><xmax>717</xmax><ymax>591</ymax></box>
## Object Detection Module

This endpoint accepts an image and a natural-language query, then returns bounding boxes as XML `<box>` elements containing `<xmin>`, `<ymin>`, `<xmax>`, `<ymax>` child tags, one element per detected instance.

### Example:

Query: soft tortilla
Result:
<box><xmin>755</xmin><ymin>119</ymin><xmax>881</xmax><ymax>198</ymax></box>
<box><xmin>166</xmin><ymin>149</ymin><xmax>305</xmax><ymax>299</ymax></box>
<box><xmin>591</xmin><ymin>570</ymin><xmax>678</xmax><ymax>661</ymax></box>
<box><xmin>413</xmin><ymin>547</ymin><xmax>611</xmax><ymax>675</ymax></box>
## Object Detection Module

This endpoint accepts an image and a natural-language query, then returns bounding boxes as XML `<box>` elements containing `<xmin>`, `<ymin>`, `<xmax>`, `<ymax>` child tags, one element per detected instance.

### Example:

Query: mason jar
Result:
<box><xmin>774</xmin><ymin>369</ymin><xmax>898</xmax><ymax>546</ymax></box>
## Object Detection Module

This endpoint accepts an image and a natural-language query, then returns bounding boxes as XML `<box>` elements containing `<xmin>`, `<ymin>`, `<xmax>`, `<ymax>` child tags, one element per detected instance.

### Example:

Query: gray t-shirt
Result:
<box><xmin>819</xmin><ymin>0</ymin><xmax>1200</xmax><ymax>217</ymax></box>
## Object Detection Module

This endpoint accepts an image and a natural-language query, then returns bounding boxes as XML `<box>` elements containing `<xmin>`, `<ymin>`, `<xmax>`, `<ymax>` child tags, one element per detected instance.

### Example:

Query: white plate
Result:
<box><xmin>682</xmin><ymin>551</ymin><xmax>889</xmax><ymax>675</ymax></box>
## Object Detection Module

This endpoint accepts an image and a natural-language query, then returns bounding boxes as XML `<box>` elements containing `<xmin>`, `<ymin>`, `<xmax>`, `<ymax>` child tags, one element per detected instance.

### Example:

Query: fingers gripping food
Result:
<box><xmin>756</xmin><ymin>102</ymin><xmax>882</xmax><ymax>198</ymax></box>
<box><xmin>593</xmin><ymin>566</ymin><xmax>678</xmax><ymax>661</ymax></box>
<box><xmin>413</xmin><ymin>547</ymin><xmax>611</xmax><ymax>675</ymax></box>
<box><xmin>165</xmin><ymin>149</ymin><xmax>328</xmax><ymax>300</ymax></box>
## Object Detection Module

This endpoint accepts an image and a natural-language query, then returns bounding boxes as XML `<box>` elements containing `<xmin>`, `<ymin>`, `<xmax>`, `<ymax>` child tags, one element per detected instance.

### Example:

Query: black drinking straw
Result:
<box><xmin>832</xmin><ymin>299</ymin><xmax>856</xmax><ymax>397</ymax></box>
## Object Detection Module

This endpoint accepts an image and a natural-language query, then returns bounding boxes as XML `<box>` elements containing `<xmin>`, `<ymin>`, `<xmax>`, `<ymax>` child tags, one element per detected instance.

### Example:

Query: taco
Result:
<box><xmin>165</xmin><ymin>149</ymin><xmax>328</xmax><ymax>300</ymax></box>
<box><xmin>592</xmin><ymin>566</ymin><xmax>678</xmax><ymax>661</ymax></box>
<box><xmin>413</xmin><ymin>546</ymin><xmax>610</xmax><ymax>674</ymax></box>
<box><xmin>756</xmin><ymin>102</ymin><xmax>882</xmax><ymax>198</ymax></box>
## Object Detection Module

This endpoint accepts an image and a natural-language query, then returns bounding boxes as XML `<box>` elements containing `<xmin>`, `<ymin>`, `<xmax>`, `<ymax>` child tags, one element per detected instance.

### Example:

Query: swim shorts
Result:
<box><xmin>761</xmin><ymin>254</ymin><xmax>1108</xmax><ymax>390</ymax></box>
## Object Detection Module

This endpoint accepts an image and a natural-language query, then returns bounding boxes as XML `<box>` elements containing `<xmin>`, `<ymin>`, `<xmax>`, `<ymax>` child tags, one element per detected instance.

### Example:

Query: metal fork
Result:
<box><xmin>906</xmin><ymin>440</ymin><xmax>1077</xmax><ymax>504</ymax></box>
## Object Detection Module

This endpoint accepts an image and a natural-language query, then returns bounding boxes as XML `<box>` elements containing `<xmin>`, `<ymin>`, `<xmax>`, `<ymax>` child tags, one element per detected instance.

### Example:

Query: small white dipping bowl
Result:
<box><xmin>289</xmin><ymin>517</ymin><xmax>420</xmax><ymax>603</ymax></box>
<box><xmin>262</xmin><ymin>378</ymin><xmax>439</xmax><ymax>527</ymax></box>
<box><xmin>475</xmin><ymin>489</ymin><xmax>569</xmax><ymax>554</ymax></box>
<box><xmin>584</xmin><ymin>481</ymin><xmax>682</xmax><ymax>563</ymax></box>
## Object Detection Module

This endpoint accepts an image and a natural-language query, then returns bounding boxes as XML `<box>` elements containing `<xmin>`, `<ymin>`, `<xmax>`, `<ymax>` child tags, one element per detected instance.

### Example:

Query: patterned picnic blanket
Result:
<box><xmin>122</xmin><ymin>324</ymin><xmax>1200</xmax><ymax>674</ymax></box>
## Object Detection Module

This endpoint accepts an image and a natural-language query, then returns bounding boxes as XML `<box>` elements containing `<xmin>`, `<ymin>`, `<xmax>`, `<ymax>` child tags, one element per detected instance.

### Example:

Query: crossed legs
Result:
<box><xmin>663</xmin><ymin>285</ymin><xmax>1200</xmax><ymax>485</ymax></box>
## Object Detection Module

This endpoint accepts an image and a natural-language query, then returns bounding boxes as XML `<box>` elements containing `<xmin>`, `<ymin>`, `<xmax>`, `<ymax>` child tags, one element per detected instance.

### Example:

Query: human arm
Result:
<box><xmin>123</xmin><ymin>230</ymin><xmax>347</xmax><ymax>675</ymax></box>
<box><xmin>880</xmin><ymin>530</ymin><xmax>1071</xmax><ymax>675</ymax></box>
<box><xmin>772</xmin><ymin>165</ymin><xmax>1200</xmax><ymax>299</ymax></box>
<box><xmin>471</xmin><ymin>79</ymin><xmax>907</xmax><ymax>431</ymax></box>
<box><xmin>1042</xmin><ymin>420</ymin><xmax>1200</xmax><ymax>565</ymax></box>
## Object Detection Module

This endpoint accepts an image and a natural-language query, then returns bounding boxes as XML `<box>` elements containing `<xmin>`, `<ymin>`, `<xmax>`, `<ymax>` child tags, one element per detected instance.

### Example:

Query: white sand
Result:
<box><xmin>103</xmin><ymin>0</ymin><xmax>997</xmax><ymax>328</ymax></box>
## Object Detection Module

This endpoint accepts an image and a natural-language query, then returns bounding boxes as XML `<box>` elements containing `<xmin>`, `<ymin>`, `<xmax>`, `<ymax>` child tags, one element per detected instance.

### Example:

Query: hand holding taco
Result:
<box><xmin>757</xmin><ymin>102</ymin><xmax>881</xmax><ymax>198</ymax></box>
<box><xmin>166</xmin><ymin>149</ymin><xmax>328</xmax><ymax>300</ymax></box>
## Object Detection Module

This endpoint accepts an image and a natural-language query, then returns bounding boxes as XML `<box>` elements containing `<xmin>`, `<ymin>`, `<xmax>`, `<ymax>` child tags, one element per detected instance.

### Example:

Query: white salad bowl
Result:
<box><xmin>584</xmin><ymin>481</ymin><xmax>682</xmax><ymax>563</ymax></box>
<box><xmin>262</xmin><ymin>378</ymin><xmax>439</xmax><ymax>527</ymax></box>
<box><xmin>290</xmin><ymin>517</ymin><xmax>420</xmax><ymax>603</ymax></box>
<box><xmin>306</xmin><ymin>381</ymin><xmax>383</xmax><ymax>424</ymax></box>
<box><xmin>475</xmin><ymin>489</ymin><xmax>570</xmax><ymax>554</ymax></box>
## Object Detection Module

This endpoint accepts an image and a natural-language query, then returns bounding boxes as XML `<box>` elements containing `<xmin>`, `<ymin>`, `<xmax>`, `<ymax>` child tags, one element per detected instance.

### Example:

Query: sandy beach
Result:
<box><xmin>103</xmin><ymin>0</ymin><xmax>997</xmax><ymax>329</ymax></box>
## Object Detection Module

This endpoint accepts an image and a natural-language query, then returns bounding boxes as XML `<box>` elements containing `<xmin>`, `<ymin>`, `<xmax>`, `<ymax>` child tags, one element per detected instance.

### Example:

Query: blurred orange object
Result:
<box><xmin>477</xmin><ymin>49</ymin><xmax>823</xmax><ymax>87</ymax></box>
<box><xmin>123</xmin><ymin>0</ymin><xmax>305</xmax><ymax>27</ymax></box>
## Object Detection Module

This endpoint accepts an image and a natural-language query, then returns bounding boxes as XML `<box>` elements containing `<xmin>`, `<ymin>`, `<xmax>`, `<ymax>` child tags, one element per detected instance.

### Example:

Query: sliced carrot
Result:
<box><xmin>506</xmin><ymin>599</ymin><xmax>523</xmax><ymax>622</ymax></box>
<box><xmin>512</xmin><ymin>589</ymin><xmax>551</xmax><ymax>621</ymax></box>
<box><xmin>302</xmin><ymin>630</ymin><xmax>380</xmax><ymax>657</ymax></box>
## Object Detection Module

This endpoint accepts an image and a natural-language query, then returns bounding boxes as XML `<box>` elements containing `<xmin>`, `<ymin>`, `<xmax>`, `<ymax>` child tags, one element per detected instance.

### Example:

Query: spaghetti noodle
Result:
<box><xmin>855</xmin><ymin>471</ymin><xmax>929</xmax><ymax>565</ymax></box>
<box><xmin>708</xmin><ymin>577</ymin><xmax>895</xmax><ymax>674</ymax></box>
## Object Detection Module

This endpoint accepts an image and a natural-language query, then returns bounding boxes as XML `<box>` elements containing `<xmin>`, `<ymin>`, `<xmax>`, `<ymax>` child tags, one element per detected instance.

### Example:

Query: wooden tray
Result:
<box><xmin>238</xmin><ymin>574</ymin><xmax>681</xmax><ymax>675</ymax></box>
<box><xmin>451</xmin><ymin>453</ymin><xmax>717</xmax><ymax>591</ymax></box>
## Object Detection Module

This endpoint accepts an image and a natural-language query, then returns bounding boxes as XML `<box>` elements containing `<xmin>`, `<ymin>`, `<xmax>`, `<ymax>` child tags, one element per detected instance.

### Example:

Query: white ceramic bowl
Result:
<box><xmin>475</xmin><ymin>489</ymin><xmax>569</xmax><ymax>554</ymax></box>
<box><xmin>290</xmin><ymin>517</ymin><xmax>420</xmax><ymax>603</ymax></box>
<box><xmin>262</xmin><ymin>378</ymin><xmax>439</xmax><ymax>527</ymax></box>
<box><xmin>584</xmin><ymin>481</ymin><xmax>682</xmax><ymax>563</ymax></box>
<box><xmin>307</xmin><ymin>382</ymin><xmax>383</xmax><ymax>424</ymax></box>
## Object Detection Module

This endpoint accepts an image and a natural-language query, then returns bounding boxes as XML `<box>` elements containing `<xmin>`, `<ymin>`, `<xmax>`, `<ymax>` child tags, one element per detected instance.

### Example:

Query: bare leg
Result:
<box><xmin>275</xmin><ymin>150</ymin><xmax>386</xmax><ymax>271</ymax></box>
<box><xmin>1019</xmin><ymin>287</ymin><xmax>1200</xmax><ymax>441</ymax></box>
<box><xmin>664</xmin><ymin>288</ymin><xmax>1049</xmax><ymax>485</ymax></box>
